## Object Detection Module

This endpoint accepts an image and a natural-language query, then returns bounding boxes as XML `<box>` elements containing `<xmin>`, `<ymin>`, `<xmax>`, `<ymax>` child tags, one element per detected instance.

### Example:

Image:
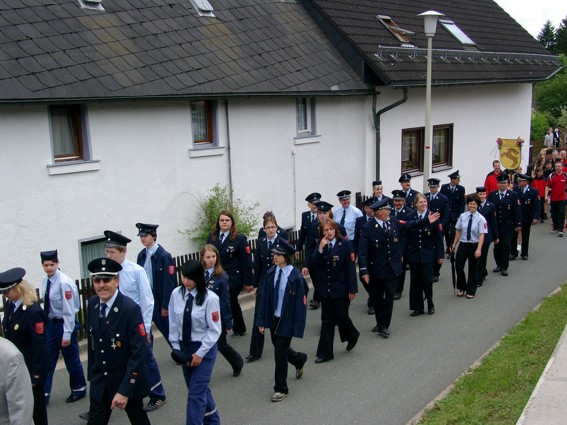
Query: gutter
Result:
<box><xmin>372</xmin><ymin>87</ymin><xmax>409</xmax><ymax>180</ymax></box>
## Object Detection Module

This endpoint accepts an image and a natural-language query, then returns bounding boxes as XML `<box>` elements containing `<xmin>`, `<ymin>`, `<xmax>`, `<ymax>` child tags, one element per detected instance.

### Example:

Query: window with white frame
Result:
<box><xmin>191</xmin><ymin>100</ymin><xmax>217</xmax><ymax>146</ymax></box>
<box><xmin>296</xmin><ymin>97</ymin><xmax>316</xmax><ymax>137</ymax></box>
<box><xmin>49</xmin><ymin>104</ymin><xmax>90</xmax><ymax>162</ymax></box>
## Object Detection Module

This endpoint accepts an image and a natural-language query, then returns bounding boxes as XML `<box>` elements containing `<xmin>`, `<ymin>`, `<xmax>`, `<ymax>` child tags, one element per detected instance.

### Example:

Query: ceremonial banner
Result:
<box><xmin>496</xmin><ymin>137</ymin><xmax>524</xmax><ymax>170</ymax></box>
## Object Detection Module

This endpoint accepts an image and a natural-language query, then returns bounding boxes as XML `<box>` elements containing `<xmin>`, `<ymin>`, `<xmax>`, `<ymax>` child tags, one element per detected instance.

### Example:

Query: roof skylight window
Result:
<box><xmin>377</xmin><ymin>15</ymin><xmax>415</xmax><ymax>45</ymax></box>
<box><xmin>190</xmin><ymin>0</ymin><xmax>215</xmax><ymax>17</ymax></box>
<box><xmin>439</xmin><ymin>20</ymin><xmax>476</xmax><ymax>46</ymax></box>
<box><xmin>78</xmin><ymin>0</ymin><xmax>105</xmax><ymax>11</ymax></box>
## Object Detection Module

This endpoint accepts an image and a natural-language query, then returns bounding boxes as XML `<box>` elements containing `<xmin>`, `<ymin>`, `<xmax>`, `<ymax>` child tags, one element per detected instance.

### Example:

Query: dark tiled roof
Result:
<box><xmin>0</xmin><ymin>0</ymin><xmax>371</xmax><ymax>102</ymax></box>
<box><xmin>304</xmin><ymin>0</ymin><xmax>562</xmax><ymax>87</ymax></box>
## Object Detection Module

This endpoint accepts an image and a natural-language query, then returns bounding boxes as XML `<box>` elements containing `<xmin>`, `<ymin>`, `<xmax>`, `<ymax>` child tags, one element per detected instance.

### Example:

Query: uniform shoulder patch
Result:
<box><xmin>438</xmin><ymin>223</ymin><xmax>443</xmax><ymax>231</ymax></box>
<box><xmin>350</xmin><ymin>252</ymin><xmax>355</xmax><ymax>262</ymax></box>
<box><xmin>168</xmin><ymin>265</ymin><xmax>175</xmax><ymax>275</ymax></box>
<box><xmin>35</xmin><ymin>322</ymin><xmax>45</xmax><ymax>334</ymax></box>
<box><xmin>65</xmin><ymin>290</ymin><xmax>72</xmax><ymax>300</ymax></box>
<box><xmin>212</xmin><ymin>311</ymin><xmax>220</xmax><ymax>322</ymax></box>
<box><xmin>245</xmin><ymin>245</ymin><xmax>251</xmax><ymax>255</ymax></box>
<box><xmin>138</xmin><ymin>324</ymin><xmax>146</xmax><ymax>336</ymax></box>
<box><xmin>399</xmin><ymin>220</ymin><xmax>407</xmax><ymax>224</ymax></box>
<box><xmin>303</xmin><ymin>295</ymin><xmax>307</xmax><ymax>305</ymax></box>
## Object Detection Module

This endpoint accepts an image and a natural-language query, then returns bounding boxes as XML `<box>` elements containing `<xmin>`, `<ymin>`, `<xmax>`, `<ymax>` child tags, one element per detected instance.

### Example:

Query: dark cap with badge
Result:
<box><xmin>40</xmin><ymin>250</ymin><xmax>58</xmax><ymax>262</ymax></box>
<box><xmin>0</xmin><ymin>267</ymin><xmax>26</xmax><ymax>293</ymax></box>
<box><xmin>391</xmin><ymin>190</ymin><xmax>406</xmax><ymax>200</ymax></box>
<box><xmin>399</xmin><ymin>173</ymin><xmax>412</xmax><ymax>183</ymax></box>
<box><xmin>336</xmin><ymin>190</ymin><xmax>352</xmax><ymax>200</ymax></box>
<box><xmin>372</xmin><ymin>180</ymin><xmax>382</xmax><ymax>186</ymax></box>
<box><xmin>362</xmin><ymin>197</ymin><xmax>374</xmax><ymax>207</ymax></box>
<box><xmin>448</xmin><ymin>170</ymin><xmax>460</xmax><ymax>179</ymax></box>
<box><xmin>516</xmin><ymin>173</ymin><xmax>530</xmax><ymax>181</ymax></box>
<box><xmin>369</xmin><ymin>198</ymin><xmax>392</xmax><ymax>211</ymax></box>
<box><xmin>316</xmin><ymin>201</ymin><xmax>333</xmax><ymax>212</ymax></box>
<box><xmin>271</xmin><ymin>239</ymin><xmax>296</xmax><ymax>256</ymax></box>
<box><xmin>476</xmin><ymin>186</ymin><xmax>486</xmax><ymax>193</ymax></box>
<box><xmin>88</xmin><ymin>258</ymin><xmax>122</xmax><ymax>276</ymax></box>
<box><xmin>305</xmin><ymin>192</ymin><xmax>322</xmax><ymax>203</ymax></box>
<box><xmin>104</xmin><ymin>230</ymin><xmax>132</xmax><ymax>248</ymax></box>
<box><xmin>136</xmin><ymin>223</ymin><xmax>159</xmax><ymax>236</ymax></box>
<box><xmin>427</xmin><ymin>178</ymin><xmax>440</xmax><ymax>187</ymax></box>
<box><xmin>497</xmin><ymin>173</ymin><xmax>510</xmax><ymax>182</ymax></box>
<box><xmin>171</xmin><ymin>349</ymin><xmax>191</xmax><ymax>366</ymax></box>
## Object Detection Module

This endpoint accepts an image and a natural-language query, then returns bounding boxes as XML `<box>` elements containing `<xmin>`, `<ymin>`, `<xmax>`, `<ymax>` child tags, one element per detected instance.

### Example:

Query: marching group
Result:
<box><xmin>1</xmin><ymin>156</ymin><xmax>565</xmax><ymax>425</ymax></box>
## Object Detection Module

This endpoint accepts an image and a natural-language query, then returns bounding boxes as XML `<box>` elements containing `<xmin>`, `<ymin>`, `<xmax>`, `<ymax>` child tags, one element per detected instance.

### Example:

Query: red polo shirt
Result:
<box><xmin>547</xmin><ymin>172</ymin><xmax>567</xmax><ymax>201</ymax></box>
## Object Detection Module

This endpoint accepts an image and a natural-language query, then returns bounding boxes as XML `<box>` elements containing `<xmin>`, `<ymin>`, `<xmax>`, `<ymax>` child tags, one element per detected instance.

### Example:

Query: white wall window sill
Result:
<box><xmin>189</xmin><ymin>146</ymin><xmax>225</xmax><ymax>158</ymax></box>
<box><xmin>47</xmin><ymin>160</ymin><xmax>101</xmax><ymax>176</ymax></box>
<box><xmin>294</xmin><ymin>134</ymin><xmax>321</xmax><ymax>145</ymax></box>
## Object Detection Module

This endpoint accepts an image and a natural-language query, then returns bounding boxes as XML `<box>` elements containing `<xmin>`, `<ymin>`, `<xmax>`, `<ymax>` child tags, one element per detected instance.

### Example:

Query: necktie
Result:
<box><xmin>340</xmin><ymin>211</ymin><xmax>346</xmax><ymax>226</ymax></box>
<box><xmin>368</xmin><ymin>217</ymin><xmax>373</xmax><ymax>222</ymax></box>
<box><xmin>268</xmin><ymin>240</ymin><xmax>273</xmax><ymax>252</ymax></box>
<box><xmin>311</xmin><ymin>214</ymin><xmax>315</xmax><ymax>223</ymax></box>
<box><xmin>182</xmin><ymin>293</ymin><xmax>194</xmax><ymax>343</ymax></box>
<box><xmin>395</xmin><ymin>210</ymin><xmax>399</xmax><ymax>218</ymax></box>
<box><xmin>419</xmin><ymin>214</ymin><xmax>423</xmax><ymax>220</ymax></box>
<box><xmin>220</xmin><ymin>233</ymin><xmax>226</xmax><ymax>244</ymax></box>
<box><xmin>205</xmin><ymin>270</ymin><xmax>210</xmax><ymax>281</ymax></box>
<box><xmin>467</xmin><ymin>214</ymin><xmax>473</xmax><ymax>241</ymax></box>
<box><xmin>273</xmin><ymin>269</ymin><xmax>283</xmax><ymax>313</ymax></box>
<box><xmin>500</xmin><ymin>192</ymin><xmax>504</xmax><ymax>200</ymax></box>
<box><xmin>99</xmin><ymin>303</ymin><xmax>107</xmax><ymax>329</ymax></box>
<box><xmin>383</xmin><ymin>222</ymin><xmax>388</xmax><ymax>231</ymax></box>
<box><xmin>328</xmin><ymin>242</ymin><xmax>333</xmax><ymax>250</ymax></box>
<box><xmin>44</xmin><ymin>279</ymin><xmax>52</xmax><ymax>317</ymax></box>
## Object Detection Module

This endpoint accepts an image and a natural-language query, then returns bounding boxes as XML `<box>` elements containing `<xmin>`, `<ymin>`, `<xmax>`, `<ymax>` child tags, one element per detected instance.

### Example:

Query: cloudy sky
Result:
<box><xmin>494</xmin><ymin>0</ymin><xmax>566</xmax><ymax>38</ymax></box>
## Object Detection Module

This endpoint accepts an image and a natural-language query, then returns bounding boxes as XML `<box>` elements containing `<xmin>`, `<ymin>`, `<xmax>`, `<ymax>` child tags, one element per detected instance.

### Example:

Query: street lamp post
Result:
<box><xmin>419</xmin><ymin>11</ymin><xmax>444</xmax><ymax>193</ymax></box>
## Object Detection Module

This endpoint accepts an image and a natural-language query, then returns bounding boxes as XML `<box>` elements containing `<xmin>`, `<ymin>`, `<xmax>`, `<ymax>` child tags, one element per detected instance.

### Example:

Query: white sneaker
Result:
<box><xmin>551</xmin><ymin>230</ymin><xmax>557</xmax><ymax>234</ymax></box>
<box><xmin>559</xmin><ymin>232</ymin><xmax>564</xmax><ymax>237</ymax></box>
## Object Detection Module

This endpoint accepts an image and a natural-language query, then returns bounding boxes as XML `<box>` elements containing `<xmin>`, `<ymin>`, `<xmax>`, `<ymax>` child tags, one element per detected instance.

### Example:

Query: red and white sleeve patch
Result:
<box><xmin>399</xmin><ymin>220</ymin><xmax>407</xmax><ymax>224</ymax></box>
<box><xmin>484</xmin><ymin>223</ymin><xmax>487</xmax><ymax>229</ymax></box>
<box><xmin>138</xmin><ymin>324</ymin><xmax>146</xmax><ymax>336</ymax></box>
<box><xmin>35</xmin><ymin>322</ymin><xmax>45</xmax><ymax>335</ymax></box>
<box><xmin>350</xmin><ymin>252</ymin><xmax>355</xmax><ymax>262</ymax></box>
<box><xmin>168</xmin><ymin>265</ymin><xmax>175</xmax><ymax>275</ymax></box>
<box><xmin>212</xmin><ymin>311</ymin><xmax>220</xmax><ymax>322</ymax></box>
<box><xmin>65</xmin><ymin>290</ymin><xmax>72</xmax><ymax>300</ymax></box>
<box><xmin>438</xmin><ymin>223</ymin><xmax>443</xmax><ymax>231</ymax></box>
<box><xmin>303</xmin><ymin>295</ymin><xmax>307</xmax><ymax>305</ymax></box>
<box><xmin>245</xmin><ymin>245</ymin><xmax>251</xmax><ymax>255</ymax></box>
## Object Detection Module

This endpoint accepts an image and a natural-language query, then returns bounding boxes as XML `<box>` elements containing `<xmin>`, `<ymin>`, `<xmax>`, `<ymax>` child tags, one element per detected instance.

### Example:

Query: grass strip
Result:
<box><xmin>418</xmin><ymin>285</ymin><xmax>567</xmax><ymax>425</ymax></box>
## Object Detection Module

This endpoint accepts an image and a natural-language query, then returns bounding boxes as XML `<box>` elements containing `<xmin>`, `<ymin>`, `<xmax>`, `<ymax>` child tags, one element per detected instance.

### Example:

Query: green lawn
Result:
<box><xmin>418</xmin><ymin>286</ymin><xmax>567</xmax><ymax>425</ymax></box>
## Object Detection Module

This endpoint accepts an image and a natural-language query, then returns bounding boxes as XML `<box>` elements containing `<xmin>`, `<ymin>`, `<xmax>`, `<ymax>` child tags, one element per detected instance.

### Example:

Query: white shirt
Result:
<box><xmin>143</xmin><ymin>243</ymin><xmax>160</xmax><ymax>288</ymax></box>
<box><xmin>40</xmin><ymin>269</ymin><xmax>80</xmax><ymax>340</ymax></box>
<box><xmin>168</xmin><ymin>287</ymin><xmax>222</xmax><ymax>358</ymax></box>
<box><xmin>118</xmin><ymin>259</ymin><xmax>154</xmax><ymax>334</ymax></box>
<box><xmin>274</xmin><ymin>265</ymin><xmax>294</xmax><ymax>317</ymax></box>
<box><xmin>334</xmin><ymin>205</ymin><xmax>363</xmax><ymax>240</ymax></box>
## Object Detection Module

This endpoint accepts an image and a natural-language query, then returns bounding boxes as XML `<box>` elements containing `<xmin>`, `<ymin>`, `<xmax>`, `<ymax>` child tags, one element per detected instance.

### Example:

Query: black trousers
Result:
<box><xmin>269</xmin><ymin>322</ymin><xmax>306</xmax><ymax>395</ymax></box>
<box><xmin>316</xmin><ymin>297</ymin><xmax>359</xmax><ymax>360</ymax></box>
<box><xmin>456</xmin><ymin>242</ymin><xmax>479</xmax><ymax>295</ymax></box>
<box><xmin>359</xmin><ymin>277</ymin><xmax>373</xmax><ymax>307</ymax></box>
<box><xmin>217</xmin><ymin>331</ymin><xmax>243</xmax><ymax>372</ymax></box>
<box><xmin>550</xmin><ymin>200</ymin><xmax>566</xmax><ymax>232</ymax></box>
<box><xmin>87</xmin><ymin>389</ymin><xmax>150</xmax><ymax>425</ymax></box>
<box><xmin>229</xmin><ymin>285</ymin><xmax>246</xmax><ymax>334</ymax></box>
<box><xmin>395</xmin><ymin>265</ymin><xmax>407</xmax><ymax>294</ymax></box>
<box><xmin>493</xmin><ymin>231</ymin><xmax>513</xmax><ymax>271</ymax></box>
<box><xmin>477</xmin><ymin>241</ymin><xmax>492</xmax><ymax>282</ymax></box>
<box><xmin>511</xmin><ymin>224</ymin><xmax>533</xmax><ymax>257</ymax></box>
<box><xmin>32</xmin><ymin>381</ymin><xmax>48</xmax><ymax>425</ymax></box>
<box><xmin>369</xmin><ymin>275</ymin><xmax>397</xmax><ymax>329</ymax></box>
<box><xmin>409</xmin><ymin>262</ymin><xmax>434</xmax><ymax>311</ymax></box>
<box><xmin>249</xmin><ymin>289</ymin><xmax>264</xmax><ymax>357</ymax></box>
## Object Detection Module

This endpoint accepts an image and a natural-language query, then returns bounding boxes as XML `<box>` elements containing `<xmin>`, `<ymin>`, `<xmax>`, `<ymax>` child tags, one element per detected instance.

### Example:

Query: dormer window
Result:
<box><xmin>190</xmin><ymin>0</ymin><xmax>215</xmax><ymax>17</ymax></box>
<box><xmin>439</xmin><ymin>20</ymin><xmax>476</xmax><ymax>46</ymax></box>
<box><xmin>377</xmin><ymin>15</ymin><xmax>415</xmax><ymax>45</ymax></box>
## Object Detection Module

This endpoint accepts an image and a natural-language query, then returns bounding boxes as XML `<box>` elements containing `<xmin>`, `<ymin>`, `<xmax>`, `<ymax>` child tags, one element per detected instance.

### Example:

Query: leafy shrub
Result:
<box><xmin>531</xmin><ymin>109</ymin><xmax>551</xmax><ymax>142</ymax></box>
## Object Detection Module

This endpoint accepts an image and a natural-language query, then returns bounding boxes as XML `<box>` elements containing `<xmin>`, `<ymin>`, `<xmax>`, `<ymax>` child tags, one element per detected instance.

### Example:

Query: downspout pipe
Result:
<box><xmin>372</xmin><ymin>87</ymin><xmax>409</xmax><ymax>180</ymax></box>
<box><xmin>224</xmin><ymin>99</ymin><xmax>234</xmax><ymax>203</ymax></box>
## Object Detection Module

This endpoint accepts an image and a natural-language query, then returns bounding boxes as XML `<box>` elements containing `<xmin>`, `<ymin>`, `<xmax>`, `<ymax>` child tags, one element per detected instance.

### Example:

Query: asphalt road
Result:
<box><xmin>46</xmin><ymin>223</ymin><xmax>567</xmax><ymax>425</ymax></box>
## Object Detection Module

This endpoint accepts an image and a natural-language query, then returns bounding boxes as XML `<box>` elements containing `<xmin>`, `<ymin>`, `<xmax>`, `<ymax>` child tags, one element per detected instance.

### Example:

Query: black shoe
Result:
<box><xmin>315</xmin><ymin>357</ymin><xmax>329</xmax><ymax>364</ymax></box>
<box><xmin>501</xmin><ymin>269</ymin><xmax>508</xmax><ymax>276</ymax></box>
<box><xmin>245</xmin><ymin>354</ymin><xmax>261</xmax><ymax>362</ymax></box>
<box><xmin>477</xmin><ymin>282</ymin><xmax>483</xmax><ymax>288</ymax></box>
<box><xmin>232</xmin><ymin>332</ymin><xmax>246</xmax><ymax>337</ymax></box>
<box><xmin>309</xmin><ymin>300</ymin><xmax>320</xmax><ymax>309</ymax></box>
<box><xmin>233</xmin><ymin>365</ymin><xmax>243</xmax><ymax>377</ymax></box>
<box><xmin>521</xmin><ymin>255</ymin><xmax>528</xmax><ymax>260</ymax></box>
<box><xmin>432</xmin><ymin>275</ymin><xmax>439</xmax><ymax>283</ymax></box>
<box><xmin>410</xmin><ymin>310</ymin><xmax>424</xmax><ymax>317</ymax></box>
<box><xmin>346</xmin><ymin>334</ymin><xmax>359</xmax><ymax>351</ymax></box>
<box><xmin>377</xmin><ymin>327</ymin><xmax>390</xmax><ymax>338</ymax></box>
<box><xmin>367</xmin><ymin>306</ymin><xmax>375</xmax><ymax>315</ymax></box>
<box><xmin>493</xmin><ymin>267</ymin><xmax>501</xmax><ymax>273</ymax></box>
<box><xmin>428</xmin><ymin>307</ymin><xmax>435</xmax><ymax>315</ymax></box>
<box><xmin>296</xmin><ymin>353</ymin><xmax>307</xmax><ymax>378</ymax></box>
<box><xmin>66</xmin><ymin>394</ymin><xmax>86</xmax><ymax>403</ymax></box>
<box><xmin>393</xmin><ymin>292</ymin><xmax>402</xmax><ymax>300</ymax></box>
<box><xmin>144</xmin><ymin>398</ymin><xmax>166</xmax><ymax>412</ymax></box>
<box><xmin>79</xmin><ymin>412</ymin><xmax>89</xmax><ymax>421</ymax></box>
<box><xmin>509</xmin><ymin>255</ymin><xmax>517</xmax><ymax>261</ymax></box>
<box><xmin>372</xmin><ymin>325</ymin><xmax>380</xmax><ymax>333</ymax></box>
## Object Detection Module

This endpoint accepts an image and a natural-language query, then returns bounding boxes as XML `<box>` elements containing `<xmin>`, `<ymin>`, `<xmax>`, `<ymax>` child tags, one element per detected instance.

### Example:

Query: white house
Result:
<box><xmin>0</xmin><ymin>0</ymin><xmax>559</xmax><ymax>284</ymax></box>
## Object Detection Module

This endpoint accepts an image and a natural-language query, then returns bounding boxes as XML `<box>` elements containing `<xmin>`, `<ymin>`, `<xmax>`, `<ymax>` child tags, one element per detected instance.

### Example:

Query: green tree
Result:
<box><xmin>556</xmin><ymin>15</ymin><xmax>567</xmax><ymax>55</ymax></box>
<box><xmin>530</xmin><ymin>109</ymin><xmax>551</xmax><ymax>142</ymax></box>
<box><xmin>180</xmin><ymin>184</ymin><xmax>259</xmax><ymax>246</ymax></box>
<box><xmin>533</xmin><ymin>54</ymin><xmax>567</xmax><ymax>118</ymax></box>
<box><xmin>537</xmin><ymin>20</ymin><xmax>557</xmax><ymax>53</ymax></box>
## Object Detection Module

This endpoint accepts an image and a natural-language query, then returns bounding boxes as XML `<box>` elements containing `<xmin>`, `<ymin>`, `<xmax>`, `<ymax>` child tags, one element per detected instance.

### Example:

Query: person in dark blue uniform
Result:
<box><xmin>40</xmin><ymin>249</ymin><xmax>87</xmax><ymax>405</ymax></box>
<box><xmin>487</xmin><ymin>174</ymin><xmax>522</xmax><ymax>276</ymax></box>
<box><xmin>85</xmin><ymin>258</ymin><xmax>150</xmax><ymax>425</ymax></box>
<box><xmin>391</xmin><ymin>190</ymin><xmax>417</xmax><ymax>300</ymax></box>
<box><xmin>372</xmin><ymin>180</ymin><xmax>391</xmax><ymax>204</ymax></box>
<box><xmin>295</xmin><ymin>192</ymin><xmax>321</xmax><ymax>259</ymax></box>
<box><xmin>398</xmin><ymin>173</ymin><xmax>418</xmax><ymax>209</ymax></box>
<box><xmin>136</xmin><ymin>223</ymin><xmax>177</xmax><ymax>356</ymax></box>
<box><xmin>440</xmin><ymin>170</ymin><xmax>466</xmax><ymax>257</ymax></box>
<box><xmin>207</xmin><ymin>210</ymin><xmax>253</xmax><ymax>336</ymax></box>
<box><xmin>256</xmin><ymin>240</ymin><xmax>308</xmax><ymax>403</ymax></box>
<box><xmin>476</xmin><ymin>187</ymin><xmax>499</xmax><ymax>286</ymax></box>
<box><xmin>1</xmin><ymin>267</ymin><xmax>50</xmax><ymax>425</ymax></box>
<box><xmin>311</xmin><ymin>219</ymin><xmax>359</xmax><ymax>363</ymax></box>
<box><xmin>257</xmin><ymin>211</ymin><xmax>289</xmax><ymax>241</ymax></box>
<box><xmin>201</xmin><ymin>244</ymin><xmax>244</xmax><ymax>377</ymax></box>
<box><xmin>511</xmin><ymin>174</ymin><xmax>540</xmax><ymax>260</ymax></box>
<box><xmin>407</xmin><ymin>194</ymin><xmax>444</xmax><ymax>316</ymax></box>
<box><xmin>247</xmin><ymin>213</ymin><xmax>288</xmax><ymax>362</ymax></box>
<box><xmin>169</xmin><ymin>260</ymin><xmax>221</xmax><ymax>425</ymax></box>
<box><xmin>353</xmin><ymin>197</ymin><xmax>376</xmax><ymax>315</ymax></box>
<box><xmin>426</xmin><ymin>178</ymin><xmax>450</xmax><ymax>282</ymax></box>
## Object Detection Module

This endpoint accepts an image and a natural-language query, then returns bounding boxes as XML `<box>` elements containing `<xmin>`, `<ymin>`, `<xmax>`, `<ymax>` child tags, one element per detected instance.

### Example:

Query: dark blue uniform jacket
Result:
<box><xmin>207</xmin><ymin>232</ymin><xmax>253</xmax><ymax>290</ymax></box>
<box><xmin>440</xmin><ymin>184</ymin><xmax>466</xmax><ymax>221</ymax></box>
<box><xmin>487</xmin><ymin>190</ymin><xmax>523</xmax><ymax>234</ymax></box>
<box><xmin>137</xmin><ymin>245</ymin><xmax>177</xmax><ymax>310</ymax></box>
<box><xmin>479</xmin><ymin>201</ymin><xmax>499</xmax><ymax>244</ymax></box>
<box><xmin>311</xmin><ymin>238</ymin><xmax>358</xmax><ymax>299</ymax></box>
<box><xmin>206</xmin><ymin>271</ymin><xmax>233</xmax><ymax>330</ymax></box>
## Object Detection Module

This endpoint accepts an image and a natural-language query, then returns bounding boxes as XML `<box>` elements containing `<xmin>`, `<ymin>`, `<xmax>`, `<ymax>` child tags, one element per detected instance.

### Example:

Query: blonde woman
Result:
<box><xmin>1</xmin><ymin>268</ymin><xmax>50</xmax><ymax>425</ymax></box>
